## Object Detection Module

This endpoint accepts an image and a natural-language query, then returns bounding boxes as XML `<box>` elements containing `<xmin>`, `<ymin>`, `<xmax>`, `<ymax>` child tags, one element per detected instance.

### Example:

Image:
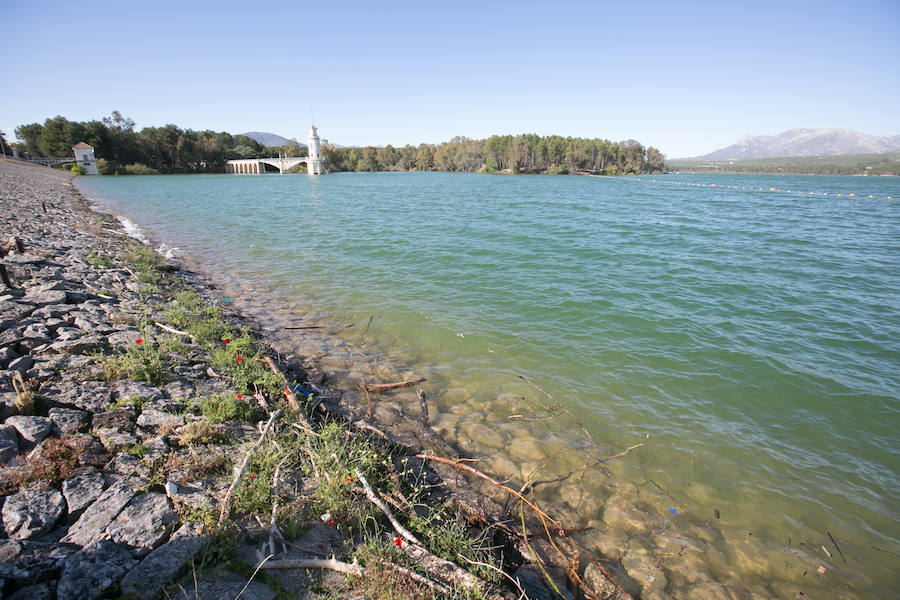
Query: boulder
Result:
<box><xmin>8</xmin><ymin>356</ymin><xmax>34</xmax><ymax>373</ymax></box>
<box><xmin>105</xmin><ymin>492</ymin><xmax>178</xmax><ymax>557</ymax></box>
<box><xmin>137</xmin><ymin>408</ymin><xmax>183</xmax><ymax>429</ymax></box>
<box><xmin>2</xmin><ymin>484</ymin><xmax>67</xmax><ymax>540</ymax></box>
<box><xmin>95</xmin><ymin>428</ymin><xmax>140</xmax><ymax>453</ymax></box>
<box><xmin>61</xmin><ymin>476</ymin><xmax>142</xmax><ymax>547</ymax></box>
<box><xmin>0</xmin><ymin>423</ymin><xmax>20</xmax><ymax>464</ymax></box>
<box><xmin>61</xmin><ymin>467</ymin><xmax>107</xmax><ymax>516</ymax></box>
<box><xmin>5</xmin><ymin>415</ymin><xmax>53</xmax><ymax>449</ymax></box>
<box><xmin>91</xmin><ymin>406</ymin><xmax>136</xmax><ymax>431</ymax></box>
<box><xmin>113</xmin><ymin>381</ymin><xmax>166</xmax><ymax>402</ymax></box>
<box><xmin>49</xmin><ymin>335</ymin><xmax>108</xmax><ymax>355</ymax></box>
<box><xmin>56</xmin><ymin>539</ymin><xmax>136</xmax><ymax>600</ymax></box>
<box><xmin>119</xmin><ymin>523</ymin><xmax>207</xmax><ymax>599</ymax></box>
<box><xmin>105</xmin><ymin>452</ymin><xmax>153</xmax><ymax>479</ymax></box>
<box><xmin>7</xmin><ymin>583</ymin><xmax>51</xmax><ymax>600</ymax></box>
<box><xmin>48</xmin><ymin>407</ymin><xmax>89</xmax><ymax>434</ymax></box>
<box><xmin>45</xmin><ymin>380</ymin><xmax>111</xmax><ymax>413</ymax></box>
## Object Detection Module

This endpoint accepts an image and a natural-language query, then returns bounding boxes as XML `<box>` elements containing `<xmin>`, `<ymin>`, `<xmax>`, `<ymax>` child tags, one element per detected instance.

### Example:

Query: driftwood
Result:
<box><xmin>263</xmin><ymin>356</ymin><xmax>305</xmax><ymax>419</ymax></box>
<box><xmin>827</xmin><ymin>531</ymin><xmax>847</xmax><ymax>563</ymax></box>
<box><xmin>355</xmin><ymin>468</ymin><xmax>494</xmax><ymax>594</ymax></box>
<box><xmin>219</xmin><ymin>409</ymin><xmax>282</xmax><ymax>523</ymax></box>
<box><xmin>153</xmin><ymin>321</ymin><xmax>196</xmax><ymax>342</ymax></box>
<box><xmin>518</xmin><ymin>374</ymin><xmax>593</xmax><ymax>444</ymax></box>
<box><xmin>355</xmin><ymin>468</ymin><xmax>422</xmax><ymax>546</ymax></box>
<box><xmin>363</xmin><ymin>377</ymin><xmax>426</xmax><ymax>392</ymax></box>
<box><xmin>260</xmin><ymin>557</ymin><xmax>364</xmax><ymax>576</ymax></box>
<box><xmin>284</xmin><ymin>325</ymin><xmax>325</xmax><ymax>330</ymax></box>
<box><xmin>417</xmin><ymin>454</ymin><xmax>561</xmax><ymax>528</ymax></box>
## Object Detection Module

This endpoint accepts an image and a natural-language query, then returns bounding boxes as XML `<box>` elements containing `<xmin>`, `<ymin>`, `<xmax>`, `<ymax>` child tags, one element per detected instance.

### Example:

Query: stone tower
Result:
<box><xmin>72</xmin><ymin>142</ymin><xmax>98</xmax><ymax>175</ymax></box>
<box><xmin>307</xmin><ymin>126</ymin><xmax>324</xmax><ymax>175</ymax></box>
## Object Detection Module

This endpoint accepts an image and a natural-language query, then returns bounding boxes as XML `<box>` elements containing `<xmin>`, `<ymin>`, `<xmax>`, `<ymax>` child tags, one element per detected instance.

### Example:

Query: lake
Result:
<box><xmin>76</xmin><ymin>171</ymin><xmax>900</xmax><ymax>599</ymax></box>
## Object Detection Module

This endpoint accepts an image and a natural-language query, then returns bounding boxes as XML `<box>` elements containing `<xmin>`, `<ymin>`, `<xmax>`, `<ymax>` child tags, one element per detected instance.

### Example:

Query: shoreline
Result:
<box><xmin>0</xmin><ymin>159</ymin><xmax>627</xmax><ymax>599</ymax></box>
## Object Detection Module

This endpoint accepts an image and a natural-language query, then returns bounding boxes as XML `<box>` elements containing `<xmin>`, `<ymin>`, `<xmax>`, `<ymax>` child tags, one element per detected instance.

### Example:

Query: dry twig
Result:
<box><xmin>219</xmin><ymin>409</ymin><xmax>282</xmax><ymax>524</ymax></box>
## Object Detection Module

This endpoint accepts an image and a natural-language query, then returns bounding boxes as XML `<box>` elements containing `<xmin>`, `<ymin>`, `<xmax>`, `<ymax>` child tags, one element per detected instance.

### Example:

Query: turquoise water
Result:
<box><xmin>77</xmin><ymin>172</ymin><xmax>900</xmax><ymax>598</ymax></box>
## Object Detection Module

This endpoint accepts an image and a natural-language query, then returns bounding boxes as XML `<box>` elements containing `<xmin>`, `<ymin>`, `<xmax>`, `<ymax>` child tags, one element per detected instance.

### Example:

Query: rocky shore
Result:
<box><xmin>0</xmin><ymin>159</ymin><xmax>627</xmax><ymax>600</ymax></box>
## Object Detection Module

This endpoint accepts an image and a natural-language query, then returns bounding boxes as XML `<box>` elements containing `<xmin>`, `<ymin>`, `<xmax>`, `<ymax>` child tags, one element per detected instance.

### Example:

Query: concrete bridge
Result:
<box><xmin>227</xmin><ymin>125</ymin><xmax>325</xmax><ymax>175</ymax></box>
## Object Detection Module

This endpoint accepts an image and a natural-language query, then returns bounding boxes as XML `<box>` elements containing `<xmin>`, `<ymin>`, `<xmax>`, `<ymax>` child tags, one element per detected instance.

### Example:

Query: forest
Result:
<box><xmin>12</xmin><ymin>113</ymin><xmax>666</xmax><ymax>175</ymax></box>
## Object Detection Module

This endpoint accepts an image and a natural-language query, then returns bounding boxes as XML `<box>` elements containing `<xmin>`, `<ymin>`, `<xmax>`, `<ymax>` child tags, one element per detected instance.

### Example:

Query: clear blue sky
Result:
<box><xmin>3</xmin><ymin>0</ymin><xmax>898</xmax><ymax>158</ymax></box>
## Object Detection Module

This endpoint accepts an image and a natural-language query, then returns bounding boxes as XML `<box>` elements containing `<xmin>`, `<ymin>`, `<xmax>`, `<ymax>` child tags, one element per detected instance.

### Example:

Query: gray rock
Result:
<box><xmin>31</xmin><ymin>304</ymin><xmax>74</xmax><ymax>319</ymax></box>
<box><xmin>0</xmin><ymin>346</ymin><xmax>19</xmax><ymax>368</ymax></box>
<box><xmin>106</xmin><ymin>492</ymin><xmax>178</xmax><ymax>557</ymax></box>
<box><xmin>512</xmin><ymin>564</ymin><xmax>553</xmax><ymax>600</ymax></box>
<box><xmin>22</xmin><ymin>323</ymin><xmax>51</xmax><ymax>339</ymax></box>
<box><xmin>23</xmin><ymin>289</ymin><xmax>68</xmax><ymax>307</ymax></box>
<box><xmin>62</xmin><ymin>476</ymin><xmax>142</xmax><ymax>547</ymax></box>
<box><xmin>583</xmin><ymin>563</ymin><xmax>631</xmax><ymax>600</ymax></box>
<box><xmin>137</xmin><ymin>408</ymin><xmax>183</xmax><ymax>429</ymax></box>
<box><xmin>2</xmin><ymin>484</ymin><xmax>67</xmax><ymax>540</ymax></box>
<box><xmin>0</xmin><ymin>539</ymin><xmax>77</xmax><ymax>587</ymax></box>
<box><xmin>5</xmin><ymin>415</ymin><xmax>53</xmax><ymax>448</ymax></box>
<box><xmin>8</xmin><ymin>356</ymin><xmax>34</xmax><ymax>372</ymax></box>
<box><xmin>0</xmin><ymin>301</ymin><xmax>35</xmax><ymax>332</ymax></box>
<box><xmin>163</xmin><ymin>379</ymin><xmax>195</xmax><ymax>400</ymax></box>
<box><xmin>0</xmin><ymin>423</ymin><xmax>20</xmax><ymax>464</ymax></box>
<box><xmin>50</xmin><ymin>335</ymin><xmax>108</xmax><ymax>355</ymax></box>
<box><xmin>91</xmin><ymin>406</ymin><xmax>136</xmax><ymax>431</ymax></box>
<box><xmin>1</xmin><ymin>391</ymin><xmax>19</xmax><ymax>421</ymax></box>
<box><xmin>192</xmin><ymin>569</ymin><xmax>276</xmax><ymax>600</ymax></box>
<box><xmin>95</xmin><ymin>427</ymin><xmax>140</xmax><ymax>453</ymax></box>
<box><xmin>56</xmin><ymin>539</ymin><xmax>137</xmax><ymax>600</ymax></box>
<box><xmin>105</xmin><ymin>452</ymin><xmax>153</xmax><ymax>479</ymax></box>
<box><xmin>120</xmin><ymin>523</ymin><xmax>207</xmax><ymax>599</ymax></box>
<box><xmin>113</xmin><ymin>380</ymin><xmax>166</xmax><ymax>402</ymax></box>
<box><xmin>7</xmin><ymin>583</ymin><xmax>51</xmax><ymax>600</ymax></box>
<box><xmin>48</xmin><ymin>380</ymin><xmax>111</xmax><ymax>412</ymax></box>
<box><xmin>48</xmin><ymin>407</ymin><xmax>89</xmax><ymax>434</ymax></box>
<box><xmin>62</xmin><ymin>467</ymin><xmax>107</xmax><ymax>516</ymax></box>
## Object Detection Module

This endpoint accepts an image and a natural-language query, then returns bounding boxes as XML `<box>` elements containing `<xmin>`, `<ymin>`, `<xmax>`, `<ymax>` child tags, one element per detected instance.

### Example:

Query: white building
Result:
<box><xmin>72</xmin><ymin>142</ymin><xmax>98</xmax><ymax>175</ymax></box>
<box><xmin>307</xmin><ymin>126</ymin><xmax>324</xmax><ymax>175</ymax></box>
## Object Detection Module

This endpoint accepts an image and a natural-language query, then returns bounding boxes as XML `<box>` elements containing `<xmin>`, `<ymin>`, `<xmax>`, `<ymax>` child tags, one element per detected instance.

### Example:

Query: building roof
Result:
<box><xmin>72</xmin><ymin>142</ymin><xmax>93</xmax><ymax>149</ymax></box>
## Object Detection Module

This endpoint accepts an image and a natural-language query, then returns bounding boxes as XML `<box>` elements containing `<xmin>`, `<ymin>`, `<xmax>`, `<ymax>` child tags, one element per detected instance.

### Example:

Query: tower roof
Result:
<box><xmin>72</xmin><ymin>141</ymin><xmax>93</xmax><ymax>149</ymax></box>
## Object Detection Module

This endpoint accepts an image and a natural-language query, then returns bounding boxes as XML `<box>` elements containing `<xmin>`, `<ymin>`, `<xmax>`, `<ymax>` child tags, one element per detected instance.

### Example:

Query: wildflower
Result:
<box><xmin>222</xmin><ymin>339</ymin><xmax>228</xmax><ymax>344</ymax></box>
<box><xmin>328</xmin><ymin>519</ymin><xmax>335</xmax><ymax>527</ymax></box>
<box><xmin>136</xmin><ymin>339</ymin><xmax>143</xmax><ymax>344</ymax></box>
<box><xmin>394</xmin><ymin>536</ymin><xmax>402</xmax><ymax>547</ymax></box>
<box><xmin>316</xmin><ymin>544</ymin><xmax>324</xmax><ymax>549</ymax></box>
<box><xmin>249</xmin><ymin>473</ymin><xmax>255</xmax><ymax>479</ymax></box>
<box><xmin>236</xmin><ymin>356</ymin><xmax>243</xmax><ymax>362</ymax></box>
<box><xmin>344</xmin><ymin>477</ymin><xmax>354</xmax><ymax>483</ymax></box>
<box><xmin>237</xmin><ymin>394</ymin><xmax>243</xmax><ymax>399</ymax></box>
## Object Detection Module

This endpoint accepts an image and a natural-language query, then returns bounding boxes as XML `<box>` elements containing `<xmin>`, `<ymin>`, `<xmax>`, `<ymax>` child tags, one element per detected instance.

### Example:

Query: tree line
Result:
<box><xmin>13</xmin><ymin>112</ymin><xmax>307</xmax><ymax>175</ymax></box>
<box><xmin>323</xmin><ymin>135</ymin><xmax>665</xmax><ymax>175</ymax></box>
<box><xmin>13</xmin><ymin>113</ymin><xmax>665</xmax><ymax>175</ymax></box>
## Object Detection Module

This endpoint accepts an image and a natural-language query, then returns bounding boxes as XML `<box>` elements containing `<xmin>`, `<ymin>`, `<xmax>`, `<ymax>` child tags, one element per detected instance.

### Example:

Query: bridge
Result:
<box><xmin>227</xmin><ymin>125</ymin><xmax>325</xmax><ymax>175</ymax></box>
<box><xmin>19</xmin><ymin>157</ymin><xmax>76</xmax><ymax>166</ymax></box>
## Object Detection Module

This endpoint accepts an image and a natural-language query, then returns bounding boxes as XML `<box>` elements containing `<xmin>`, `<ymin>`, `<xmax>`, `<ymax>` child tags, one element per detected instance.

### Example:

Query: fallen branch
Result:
<box><xmin>260</xmin><ymin>557</ymin><xmax>364</xmax><ymax>577</ymax></box>
<box><xmin>518</xmin><ymin>374</ymin><xmax>593</xmax><ymax>444</ymax></box>
<box><xmin>595</xmin><ymin>443</ymin><xmax>644</xmax><ymax>464</ymax></box>
<box><xmin>153</xmin><ymin>321</ymin><xmax>196</xmax><ymax>342</ymax></box>
<box><xmin>219</xmin><ymin>409</ymin><xmax>282</xmax><ymax>524</ymax></box>
<box><xmin>417</xmin><ymin>454</ymin><xmax>561</xmax><ymax>529</ymax></box>
<box><xmin>284</xmin><ymin>325</ymin><xmax>325</xmax><ymax>330</ymax></box>
<box><xmin>355</xmin><ymin>468</ymin><xmax>422</xmax><ymax>546</ymax></box>
<box><xmin>263</xmin><ymin>357</ymin><xmax>306</xmax><ymax>421</ymax></box>
<box><xmin>235</xmin><ymin>553</ymin><xmax>274</xmax><ymax>600</ymax></box>
<box><xmin>352</xmin><ymin>420</ymin><xmax>391</xmax><ymax>441</ymax></box>
<box><xmin>363</xmin><ymin>377</ymin><xmax>426</xmax><ymax>392</ymax></box>
<box><xmin>384</xmin><ymin>562</ymin><xmax>452</xmax><ymax>596</ymax></box>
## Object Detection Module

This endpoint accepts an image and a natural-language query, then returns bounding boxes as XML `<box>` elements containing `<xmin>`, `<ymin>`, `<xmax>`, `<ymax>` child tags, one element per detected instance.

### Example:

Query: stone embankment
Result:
<box><xmin>0</xmin><ymin>159</ymin><xmax>627</xmax><ymax>600</ymax></box>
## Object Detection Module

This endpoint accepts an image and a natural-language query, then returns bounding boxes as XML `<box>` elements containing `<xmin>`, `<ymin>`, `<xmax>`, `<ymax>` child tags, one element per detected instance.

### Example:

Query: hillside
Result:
<box><xmin>668</xmin><ymin>152</ymin><xmax>900</xmax><ymax>176</ymax></box>
<box><xmin>237</xmin><ymin>131</ymin><xmax>299</xmax><ymax>148</ymax></box>
<box><xmin>698</xmin><ymin>128</ymin><xmax>900</xmax><ymax>160</ymax></box>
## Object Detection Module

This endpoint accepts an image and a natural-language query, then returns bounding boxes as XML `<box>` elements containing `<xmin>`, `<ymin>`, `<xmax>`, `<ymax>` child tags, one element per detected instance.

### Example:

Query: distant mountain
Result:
<box><xmin>237</xmin><ymin>132</ymin><xmax>302</xmax><ymax>148</ymax></box>
<box><xmin>697</xmin><ymin>128</ymin><xmax>900</xmax><ymax>160</ymax></box>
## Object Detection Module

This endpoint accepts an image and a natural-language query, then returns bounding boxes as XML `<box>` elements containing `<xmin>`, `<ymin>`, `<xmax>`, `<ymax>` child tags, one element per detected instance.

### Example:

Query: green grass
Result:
<box><xmin>86</xmin><ymin>248</ymin><xmax>114</xmax><ymax>267</ymax></box>
<box><xmin>98</xmin><ymin>338</ymin><xmax>169</xmax><ymax>386</ymax></box>
<box><xmin>199</xmin><ymin>393</ymin><xmax>258</xmax><ymax>423</ymax></box>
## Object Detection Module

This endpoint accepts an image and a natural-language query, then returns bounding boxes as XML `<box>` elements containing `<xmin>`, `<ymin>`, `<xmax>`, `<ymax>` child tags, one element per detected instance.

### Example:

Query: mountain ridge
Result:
<box><xmin>237</xmin><ymin>131</ymin><xmax>301</xmax><ymax>148</ymax></box>
<box><xmin>697</xmin><ymin>128</ymin><xmax>900</xmax><ymax>160</ymax></box>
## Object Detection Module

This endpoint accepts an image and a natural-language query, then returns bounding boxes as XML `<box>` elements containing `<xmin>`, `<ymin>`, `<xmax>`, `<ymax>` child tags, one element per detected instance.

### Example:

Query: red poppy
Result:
<box><xmin>394</xmin><ymin>537</ymin><xmax>402</xmax><ymax>547</ymax></box>
<box><xmin>328</xmin><ymin>519</ymin><xmax>335</xmax><ymax>527</ymax></box>
<box><xmin>222</xmin><ymin>339</ymin><xmax>228</xmax><ymax>344</ymax></box>
<box><xmin>316</xmin><ymin>544</ymin><xmax>324</xmax><ymax>549</ymax></box>
<box><xmin>237</xmin><ymin>394</ymin><xmax>243</xmax><ymax>399</ymax></box>
<box><xmin>136</xmin><ymin>339</ymin><xmax>143</xmax><ymax>344</ymax></box>
<box><xmin>344</xmin><ymin>477</ymin><xmax>354</xmax><ymax>483</ymax></box>
<box><xmin>236</xmin><ymin>356</ymin><xmax>243</xmax><ymax>362</ymax></box>
<box><xmin>249</xmin><ymin>473</ymin><xmax>255</xmax><ymax>479</ymax></box>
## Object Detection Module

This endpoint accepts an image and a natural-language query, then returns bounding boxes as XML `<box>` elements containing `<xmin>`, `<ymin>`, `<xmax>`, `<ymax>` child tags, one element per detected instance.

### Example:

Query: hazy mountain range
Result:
<box><xmin>697</xmin><ymin>128</ymin><xmax>900</xmax><ymax>160</ymax></box>
<box><xmin>238</xmin><ymin>132</ymin><xmax>299</xmax><ymax>147</ymax></box>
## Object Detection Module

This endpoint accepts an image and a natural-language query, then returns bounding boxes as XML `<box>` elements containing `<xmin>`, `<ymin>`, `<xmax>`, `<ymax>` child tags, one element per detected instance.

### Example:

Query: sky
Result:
<box><xmin>2</xmin><ymin>0</ymin><xmax>899</xmax><ymax>158</ymax></box>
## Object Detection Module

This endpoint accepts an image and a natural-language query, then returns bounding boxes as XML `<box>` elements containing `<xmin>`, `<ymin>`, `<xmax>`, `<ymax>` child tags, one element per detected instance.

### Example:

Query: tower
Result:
<box><xmin>307</xmin><ymin>125</ymin><xmax>324</xmax><ymax>175</ymax></box>
<box><xmin>72</xmin><ymin>142</ymin><xmax>98</xmax><ymax>175</ymax></box>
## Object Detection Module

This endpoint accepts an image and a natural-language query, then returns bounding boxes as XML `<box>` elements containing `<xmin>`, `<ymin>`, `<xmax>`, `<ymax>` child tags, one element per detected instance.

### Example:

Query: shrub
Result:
<box><xmin>123</xmin><ymin>163</ymin><xmax>160</xmax><ymax>175</ymax></box>
<box><xmin>70</xmin><ymin>164</ymin><xmax>87</xmax><ymax>175</ymax></box>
